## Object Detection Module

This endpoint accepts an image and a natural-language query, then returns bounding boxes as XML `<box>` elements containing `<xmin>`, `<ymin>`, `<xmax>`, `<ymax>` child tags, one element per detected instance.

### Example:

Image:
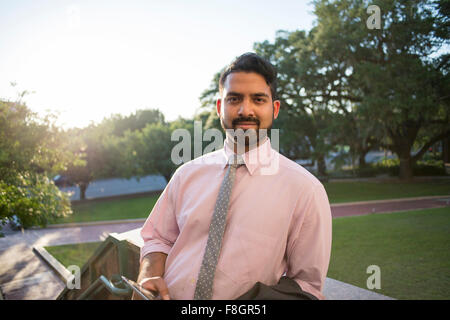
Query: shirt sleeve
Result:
<box><xmin>285</xmin><ymin>183</ymin><xmax>332</xmax><ymax>300</ymax></box>
<box><xmin>140</xmin><ymin>170</ymin><xmax>181</xmax><ymax>263</ymax></box>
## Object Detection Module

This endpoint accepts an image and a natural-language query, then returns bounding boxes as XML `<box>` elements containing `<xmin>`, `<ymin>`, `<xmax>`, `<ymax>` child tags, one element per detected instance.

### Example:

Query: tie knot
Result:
<box><xmin>228</xmin><ymin>155</ymin><xmax>244</xmax><ymax>168</ymax></box>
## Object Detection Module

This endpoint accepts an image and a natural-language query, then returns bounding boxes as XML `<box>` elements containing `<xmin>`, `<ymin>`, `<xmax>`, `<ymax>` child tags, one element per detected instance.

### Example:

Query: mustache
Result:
<box><xmin>232</xmin><ymin>117</ymin><xmax>260</xmax><ymax>126</ymax></box>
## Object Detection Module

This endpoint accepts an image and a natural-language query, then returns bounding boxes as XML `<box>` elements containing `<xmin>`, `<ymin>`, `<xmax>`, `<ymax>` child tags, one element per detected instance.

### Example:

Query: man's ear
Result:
<box><xmin>273</xmin><ymin>100</ymin><xmax>281</xmax><ymax>119</ymax></box>
<box><xmin>216</xmin><ymin>98</ymin><xmax>222</xmax><ymax>117</ymax></box>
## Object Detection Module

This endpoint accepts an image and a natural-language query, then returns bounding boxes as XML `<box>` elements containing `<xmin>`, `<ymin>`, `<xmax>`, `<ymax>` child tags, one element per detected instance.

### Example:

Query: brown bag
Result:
<box><xmin>236</xmin><ymin>276</ymin><xmax>318</xmax><ymax>300</ymax></box>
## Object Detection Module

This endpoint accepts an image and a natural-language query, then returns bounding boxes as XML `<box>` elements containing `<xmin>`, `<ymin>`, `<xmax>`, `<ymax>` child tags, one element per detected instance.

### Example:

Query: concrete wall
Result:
<box><xmin>59</xmin><ymin>175</ymin><xmax>167</xmax><ymax>200</ymax></box>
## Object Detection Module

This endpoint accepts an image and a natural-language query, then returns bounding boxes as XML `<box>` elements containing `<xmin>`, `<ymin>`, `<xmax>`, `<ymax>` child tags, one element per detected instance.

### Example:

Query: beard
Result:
<box><xmin>220</xmin><ymin>115</ymin><xmax>273</xmax><ymax>151</ymax></box>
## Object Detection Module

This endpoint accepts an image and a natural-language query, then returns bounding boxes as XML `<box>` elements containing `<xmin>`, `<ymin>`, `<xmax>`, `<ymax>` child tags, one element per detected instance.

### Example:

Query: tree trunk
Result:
<box><xmin>395</xmin><ymin>139</ymin><xmax>415</xmax><ymax>181</ymax></box>
<box><xmin>79</xmin><ymin>183</ymin><xmax>88</xmax><ymax>200</ymax></box>
<box><xmin>442</xmin><ymin>138</ymin><xmax>450</xmax><ymax>163</ymax></box>
<box><xmin>359</xmin><ymin>153</ymin><xmax>367</xmax><ymax>168</ymax></box>
<box><xmin>317</xmin><ymin>155</ymin><xmax>327</xmax><ymax>176</ymax></box>
<box><xmin>399</xmin><ymin>157</ymin><xmax>413</xmax><ymax>181</ymax></box>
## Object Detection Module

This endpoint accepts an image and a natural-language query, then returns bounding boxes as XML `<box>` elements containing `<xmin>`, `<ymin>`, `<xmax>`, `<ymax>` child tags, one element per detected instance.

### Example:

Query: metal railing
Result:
<box><xmin>77</xmin><ymin>274</ymin><xmax>132</xmax><ymax>300</ymax></box>
<box><xmin>57</xmin><ymin>233</ymin><xmax>141</xmax><ymax>300</ymax></box>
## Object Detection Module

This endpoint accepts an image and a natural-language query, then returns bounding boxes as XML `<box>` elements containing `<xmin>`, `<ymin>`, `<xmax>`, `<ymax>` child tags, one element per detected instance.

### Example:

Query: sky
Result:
<box><xmin>0</xmin><ymin>0</ymin><xmax>316</xmax><ymax>129</ymax></box>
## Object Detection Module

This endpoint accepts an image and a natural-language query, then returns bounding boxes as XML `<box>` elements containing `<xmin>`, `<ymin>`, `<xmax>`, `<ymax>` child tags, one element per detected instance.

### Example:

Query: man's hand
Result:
<box><xmin>133</xmin><ymin>252</ymin><xmax>170</xmax><ymax>300</ymax></box>
<box><xmin>138</xmin><ymin>276</ymin><xmax>170</xmax><ymax>300</ymax></box>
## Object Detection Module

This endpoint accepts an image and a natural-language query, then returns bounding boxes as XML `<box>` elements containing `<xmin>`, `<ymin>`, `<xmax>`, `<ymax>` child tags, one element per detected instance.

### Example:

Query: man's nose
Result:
<box><xmin>238</xmin><ymin>98</ymin><xmax>255</xmax><ymax>117</ymax></box>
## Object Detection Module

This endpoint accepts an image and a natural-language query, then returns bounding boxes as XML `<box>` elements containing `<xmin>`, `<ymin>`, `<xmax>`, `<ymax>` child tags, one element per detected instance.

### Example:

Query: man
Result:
<box><xmin>135</xmin><ymin>53</ymin><xmax>332</xmax><ymax>300</ymax></box>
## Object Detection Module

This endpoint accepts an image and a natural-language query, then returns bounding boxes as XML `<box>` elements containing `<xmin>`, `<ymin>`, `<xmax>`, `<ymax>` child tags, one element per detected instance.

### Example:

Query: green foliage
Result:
<box><xmin>253</xmin><ymin>30</ymin><xmax>341</xmax><ymax>171</ymax></box>
<box><xmin>312</xmin><ymin>0</ymin><xmax>450</xmax><ymax>179</ymax></box>
<box><xmin>346</xmin><ymin>157</ymin><xmax>448</xmax><ymax>176</ymax></box>
<box><xmin>198</xmin><ymin>0</ymin><xmax>449</xmax><ymax>180</ymax></box>
<box><xmin>99</xmin><ymin>109</ymin><xmax>165</xmax><ymax>137</ymax></box>
<box><xmin>377</xmin><ymin>157</ymin><xmax>400</xmax><ymax>168</ymax></box>
<box><xmin>372</xmin><ymin>158</ymin><xmax>447</xmax><ymax>176</ymax></box>
<box><xmin>133</xmin><ymin>122</ymin><xmax>177</xmax><ymax>181</ymax></box>
<box><xmin>0</xmin><ymin>99</ymin><xmax>73</xmax><ymax>229</ymax></box>
<box><xmin>414</xmin><ymin>160</ymin><xmax>447</xmax><ymax>176</ymax></box>
<box><xmin>0</xmin><ymin>101</ymin><xmax>72</xmax><ymax>178</ymax></box>
<box><xmin>61</xmin><ymin>108</ymin><xmax>173</xmax><ymax>198</ymax></box>
<box><xmin>198</xmin><ymin>71</ymin><xmax>222</xmax><ymax>112</ymax></box>
<box><xmin>0</xmin><ymin>172</ymin><xmax>72</xmax><ymax>228</ymax></box>
<box><xmin>331</xmin><ymin>155</ymin><xmax>447</xmax><ymax>177</ymax></box>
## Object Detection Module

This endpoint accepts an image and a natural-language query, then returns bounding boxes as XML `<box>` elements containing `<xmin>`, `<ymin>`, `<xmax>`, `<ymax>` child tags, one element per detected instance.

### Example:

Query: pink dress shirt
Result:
<box><xmin>140</xmin><ymin>137</ymin><xmax>332</xmax><ymax>300</ymax></box>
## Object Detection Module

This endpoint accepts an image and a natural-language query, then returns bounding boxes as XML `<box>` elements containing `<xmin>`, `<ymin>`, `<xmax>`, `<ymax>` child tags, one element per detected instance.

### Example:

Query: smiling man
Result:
<box><xmin>136</xmin><ymin>53</ymin><xmax>332</xmax><ymax>300</ymax></box>
<box><xmin>217</xmin><ymin>63</ymin><xmax>280</xmax><ymax>153</ymax></box>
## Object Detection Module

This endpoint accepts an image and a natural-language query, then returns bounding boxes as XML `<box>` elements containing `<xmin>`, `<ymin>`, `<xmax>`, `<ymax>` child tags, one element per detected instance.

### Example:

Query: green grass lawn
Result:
<box><xmin>323</xmin><ymin>179</ymin><xmax>450</xmax><ymax>203</ymax></box>
<box><xmin>46</xmin><ymin>206</ymin><xmax>450</xmax><ymax>299</ymax></box>
<box><xmin>44</xmin><ymin>241</ymin><xmax>102</xmax><ymax>269</ymax></box>
<box><xmin>328</xmin><ymin>207</ymin><xmax>450</xmax><ymax>300</ymax></box>
<box><xmin>52</xmin><ymin>195</ymin><xmax>159</xmax><ymax>224</ymax></box>
<box><xmin>52</xmin><ymin>180</ymin><xmax>449</xmax><ymax>224</ymax></box>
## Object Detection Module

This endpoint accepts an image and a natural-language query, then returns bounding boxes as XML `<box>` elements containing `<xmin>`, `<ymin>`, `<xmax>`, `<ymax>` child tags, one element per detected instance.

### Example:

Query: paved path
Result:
<box><xmin>331</xmin><ymin>195</ymin><xmax>450</xmax><ymax>218</ymax></box>
<box><xmin>0</xmin><ymin>222</ymin><xmax>143</xmax><ymax>299</ymax></box>
<box><xmin>0</xmin><ymin>195</ymin><xmax>448</xmax><ymax>300</ymax></box>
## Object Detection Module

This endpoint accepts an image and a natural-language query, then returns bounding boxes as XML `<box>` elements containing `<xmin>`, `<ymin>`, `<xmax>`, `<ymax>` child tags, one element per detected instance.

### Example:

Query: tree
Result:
<box><xmin>62</xmin><ymin>108</ymin><xmax>167</xmax><ymax>199</ymax></box>
<box><xmin>100</xmin><ymin>109</ymin><xmax>165</xmax><ymax>136</ymax></box>
<box><xmin>254</xmin><ymin>30</ymin><xmax>345</xmax><ymax>175</ymax></box>
<box><xmin>198</xmin><ymin>71</ymin><xmax>223</xmax><ymax>132</ymax></box>
<box><xmin>0</xmin><ymin>98</ymin><xmax>73</xmax><ymax>231</ymax></box>
<box><xmin>248</xmin><ymin>0</ymin><xmax>450</xmax><ymax>179</ymax></box>
<box><xmin>63</xmin><ymin>125</ymin><xmax>112</xmax><ymax>200</ymax></box>
<box><xmin>312</xmin><ymin>0</ymin><xmax>450</xmax><ymax>179</ymax></box>
<box><xmin>138</xmin><ymin>123</ymin><xmax>178</xmax><ymax>182</ymax></box>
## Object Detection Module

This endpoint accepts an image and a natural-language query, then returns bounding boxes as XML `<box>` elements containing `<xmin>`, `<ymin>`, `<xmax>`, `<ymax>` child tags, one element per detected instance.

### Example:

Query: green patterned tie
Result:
<box><xmin>194</xmin><ymin>155</ymin><xmax>244</xmax><ymax>300</ymax></box>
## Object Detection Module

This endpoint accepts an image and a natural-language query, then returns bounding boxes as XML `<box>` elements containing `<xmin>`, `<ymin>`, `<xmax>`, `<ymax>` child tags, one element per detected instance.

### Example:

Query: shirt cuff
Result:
<box><xmin>140</xmin><ymin>241</ymin><xmax>172</xmax><ymax>263</ymax></box>
<box><xmin>295</xmin><ymin>279</ymin><xmax>325</xmax><ymax>300</ymax></box>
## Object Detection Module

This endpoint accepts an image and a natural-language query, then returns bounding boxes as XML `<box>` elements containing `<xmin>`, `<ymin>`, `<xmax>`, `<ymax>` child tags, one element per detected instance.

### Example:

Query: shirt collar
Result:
<box><xmin>221</xmin><ymin>136</ymin><xmax>274</xmax><ymax>175</ymax></box>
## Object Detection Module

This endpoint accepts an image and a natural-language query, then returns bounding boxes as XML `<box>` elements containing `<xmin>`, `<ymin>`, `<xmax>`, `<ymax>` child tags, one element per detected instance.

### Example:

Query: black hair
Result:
<box><xmin>219</xmin><ymin>52</ymin><xmax>278</xmax><ymax>100</ymax></box>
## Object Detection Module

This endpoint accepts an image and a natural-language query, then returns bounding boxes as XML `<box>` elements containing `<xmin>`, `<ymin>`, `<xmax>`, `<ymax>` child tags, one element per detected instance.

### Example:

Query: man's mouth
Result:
<box><xmin>232</xmin><ymin>118</ymin><xmax>260</xmax><ymax>129</ymax></box>
<box><xmin>235</xmin><ymin>122</ymin><xmax>258</xmax><ymax>129</ymax></box>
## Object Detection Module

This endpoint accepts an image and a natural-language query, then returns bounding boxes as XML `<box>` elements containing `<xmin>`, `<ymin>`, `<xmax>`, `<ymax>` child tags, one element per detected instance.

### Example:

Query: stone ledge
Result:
<box><xmin>32</xmin><ymin>246</ymin><xmax>73</xmax><ymax>284</ymax></box>
<box><xmin>323</xmin><ymin>277</ymin><xmax>394</xmax><ymax>300</ymax></box>
<box><xmin>43</xmin><ymin>218</ymin><xmax>147</xmax><ymax>229</ymax></box>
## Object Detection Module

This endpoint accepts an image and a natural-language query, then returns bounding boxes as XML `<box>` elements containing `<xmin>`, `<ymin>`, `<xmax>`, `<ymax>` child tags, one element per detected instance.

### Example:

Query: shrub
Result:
<box><xmin>0</xmin><ymin>172</ymin><xmax>72</xmax><ymax>229</ymax></box>
<box><xmin>414</xmin><ymin>160</ymin><xmax>446</xmax><ymax>176</ymax></box>
<box><xmin>333</xmin><ymin>158</ymin><xmax>448</xmax><ymax>178</ymax></box>
<box><xmin>373</xmin><ymin>158</ymin><xmax>447</xmax><ymax>177</ymax></box>
<box><xmin>0</xmin><ymin>99</ymin><xmax>74</xmax><ymax>232</ymax></box>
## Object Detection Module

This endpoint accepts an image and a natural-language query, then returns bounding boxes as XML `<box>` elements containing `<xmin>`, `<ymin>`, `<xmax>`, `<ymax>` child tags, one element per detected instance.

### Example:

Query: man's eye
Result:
<box><xmin>255</xmin><ymin>98</ymin><xmax>265</xmax><ymax>103</ymax></box>
<box><xmin>227</xmin><ymin>97</ymin><xmax>239</xmax><ymax>103</ymax></box>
